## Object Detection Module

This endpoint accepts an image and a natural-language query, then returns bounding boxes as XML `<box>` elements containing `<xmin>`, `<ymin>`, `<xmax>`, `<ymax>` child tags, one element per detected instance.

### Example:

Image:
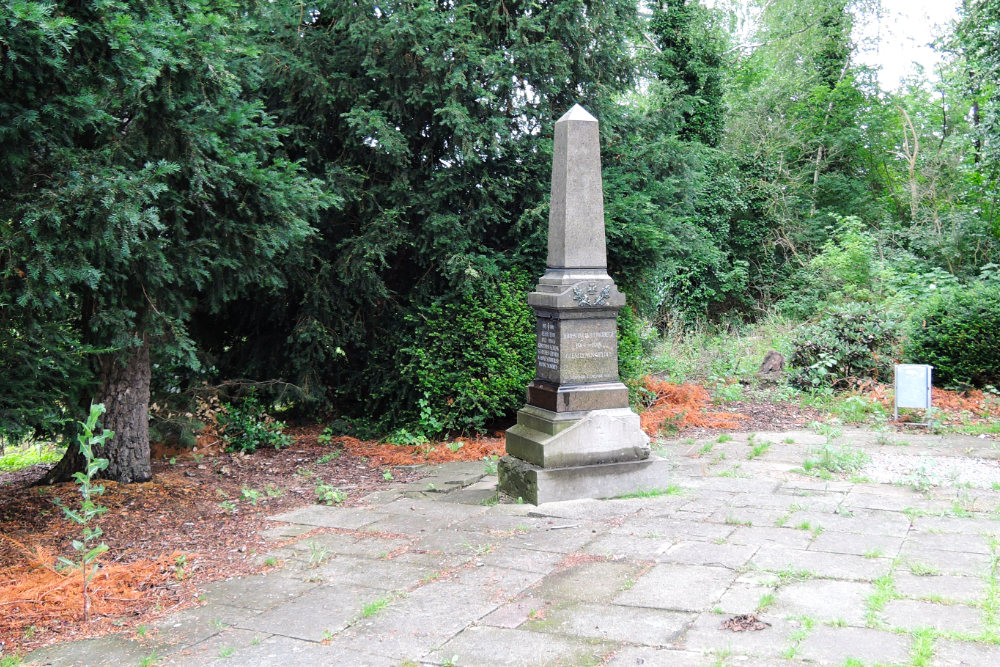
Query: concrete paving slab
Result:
<box><xmin>479</xmin><ymin>545</ymin><xmax>566</xmax><ymax>574</ymax></box>
<box><xmin>934</xmin><ymin>638</ymin><xmax>1000</xmax><ymax>665</ymax></box>
<box><xmin>267</xmin><ymin>505</ymin><xmax>385</xmax><ymax>530</ymax></box>
<box><xmin>789</xmin><ymin>508</ymin><xmax>912</xmax><ymax>537</ymax></box>
<box><xmin>311</xmin><ymin>553</ymin><xmax>433</xmax><ymax>590</ymax></box>
<box><xmin>334</xmin><ymin>580</ymin><xmax>502</xmax><ymax>660</ymax></box>
<box><xmin>656</xmin><ymin>539</ymin><xmax>758</xmax><ymax>569</ymax></box>
<box><xmin>478</xmin><ymin>596</ymin><xmax>549</xmax><ymax>628</ymax></box>
<box><xmin>608</xmin><ymin>516</ymin><xmax>734</xmax><ymax>541</ymax></box>
<box><xmin>194</xmin><ymin>633</ymin><xmax>395</xmax><ymax>667</ymax></box>
<box><xmin>807</xmin><ymin>530</ymin><xmax>905</xmax><ymax>557</ymax></box>
<box><xmin>21</xmin><ymin>635</ymin><xmax>162</xmax><ymax>667</ymax></box>
<box><xmin>236</xmin><ymin>584</ymin><xmax>383</xmax><ymax>642</ymax></box>
<box><xmin>604</xmin><ymin>646</ymin><xmax>707</xmax><ymax>666</ymax></box>
<box><xmin>881</xmin><ymin>598</ymin><xmax>983</xmax><ymax>633</ymax></box>
<box><xmin>728</xmin><ymin>525</ymin><xmax>814</xmax><ymax>549</ymax></box>
<box><xmin>426</xmin><ymin>625</ymin><xmax>612</xmax><ymax>666</ymax></box>
<box><xmin>794</xmin><ymin>624</ymin><xmax>912</xmax><ymax>665</ymax></box>
<box><xmin>750</xmin><ymin>545</ymin><xmax>892</xmax><ymax>581</ymax></box>
<box><xmin>167</xmin><ymin>627</ymin><xmax>264</xmax><ymax>665</ymax></box>
<box><xmin>533</xmin><ymin>560</ymin><xmax>645</xmax><ymax>603</ymax></box>
<box><xmin>523</xmin><ymin>601</ymin><xmax>693</xmax><ymax>646</ymax></box>
<box><xmin>504</xmin><ymin>523</ymin><xmax>601</xmax><ymax>553</ymax></box>
<box><xmin>897</xmin><ymin>545</ymin><xmax>993</xmax><ymax>576</ymax></box>
<box><xmin>614</xmin><ymin>564</ymin><xmax>737</xmax><ymax>612</ymax></box>
<box><xmin>151</xmin><ymin>603</ymin><xmax>255</xmax><ymax>650</ymax></box>
<box><xmin>679</xmin><ymin>611</ymin><xmax>796</xmax><ymax>659</ymax></box>
<box><xmin>582</xmin><ymin>531</ymin><xmax>671</xmax><ymax>560</ymax></box>
<box><xmin>904</xmin><ymin>530</ymin><xmax>992</xmax><ymax>554</ymax></box>
<box><xmin>285</xmin><ymin>530</ymin><xmax>410</xmax><ymax>559</ymax></box>
<box><xmin>199</xmin><ymin>573</ymin><xmax>318</xmax><ymax>612</ymax></box>
<box><xmin>770</xmin><ymin>579</ymin><xmax>872</xmax><ymax>626</ymax></box>
<box><xmin>894</xmin><ymin>571</ymin><xmax>987</xmax><ymax>603</ymax></box>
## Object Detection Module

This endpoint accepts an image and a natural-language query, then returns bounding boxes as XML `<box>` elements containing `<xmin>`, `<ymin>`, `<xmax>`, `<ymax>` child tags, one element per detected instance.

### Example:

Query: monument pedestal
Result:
<box><xmin>498</xmin><ymin>103</ymin><xmax>668</xmax><ymax>505</ymax></box>
<box><xmin>498</xmin><ymin>455</ymin><xmax>671</xmax><ymax>505</ymax></box>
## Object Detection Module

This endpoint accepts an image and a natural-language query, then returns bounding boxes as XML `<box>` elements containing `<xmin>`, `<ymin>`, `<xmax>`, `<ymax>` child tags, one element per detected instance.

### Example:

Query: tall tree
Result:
<box><xmin>193</xmin><ymin>0</ymin><xmax>643</xmax><ymax>430</ymax></box>
<box><xmin>0</xmin><ymin>1</ymin><xmax>328</xmax><ymax>482</ymax></box>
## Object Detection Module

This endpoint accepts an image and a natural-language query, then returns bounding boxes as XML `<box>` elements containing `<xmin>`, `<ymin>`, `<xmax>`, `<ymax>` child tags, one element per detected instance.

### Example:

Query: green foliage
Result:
<box><xmin>0</xmin><ymin>0</ymin><xmax>329</xmax><ymax>471</ymax></box>
<box><xmin>315</xmin><ymin>484</ymin><xmax>347</xmax><ymax>505</ymax></box>
<box><xmin>0</xmin><ymin>442</ymin><xmax>65</xmax><ymax>472</ymax></box>
<box><xmin>389</xmin><ymin>271</ymin><xmax>536</xmax><ymax>437</ymax></box>
<box><xmin>789</xmin><ymin>305</ymin><xmax>901</xmax><ymax>389</ymax></box>
<box><xmin>907</xmin><ymin>281</ymin><xmax>1000</xmax><ymax>388</ymax></box>
<box><xmin>218</xmin><ymin>392</ymin><xmax>292</xmax><ymax>454</ymax></box>
<box><xmin>52</xmin><ymin>404</ymin><xmax>111</xmax><ymax>621</ymax></box>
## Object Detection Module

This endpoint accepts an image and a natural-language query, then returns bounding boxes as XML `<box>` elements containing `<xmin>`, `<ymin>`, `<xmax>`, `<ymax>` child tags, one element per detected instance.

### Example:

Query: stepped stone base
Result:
<box><xmin>505</xmin><ymin>405</ymin><xmax>650</xmax><ymax>469</ymax></box>
<box><xmin>497</xmin><ymin>455</ymin><xmax>672</xmax><ymax>505</ymax></box>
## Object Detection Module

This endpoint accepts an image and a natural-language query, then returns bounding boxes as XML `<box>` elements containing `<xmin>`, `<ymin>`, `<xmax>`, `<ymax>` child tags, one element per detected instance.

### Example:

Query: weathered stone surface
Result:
<box><xmin>267</xmin><ymin>505</ymin><xmax>385</xmax><ymax>530</ymax></box>
<box><xmin>770</xmin><ymin>580</ymin><xmax>872</xmax><ymax>625</ymax></box>
<box><xmin>807</xmin><ymin>530</ymin><xmax>904</xmax><ymax>557</ymax></box>
<box><xmin>615</xmin><ymin>564</ymin><xmax>736</xmax><ymax>611</ymax></box>
<box><xmin>795</xmin><ymin>626</ymin><xmax>911</xmax><ymax>665</ymax></box>
<box><xmin>750</xmin><ymin>545</ymin><xmax>892</xmax><ymax>581</ymax></box>
<box><xmin>498</xmin><ymin>455</ymin><xmax>670</xmax><ymax>505</ymax></box>
<box><xmin>934</xmin><ymin>638</ymin><xmax>1000</xmax><ymax>665</ymax></box>
<box><xmin>533</xmin><ymin>560</ymin><xmax>644</xmax><ymax>603</ymax></box>
<box><xmin>505</xmin><ymin>406</ymin><xmax>649</xmax><ymax>468</ymax></box>
<box><xmin>544</xmin><ymin>104</ymin><xmax>607</xmax><ymax>271</ymax></box>
<box><xmin>524</xmin><ymin>601</ymin><xmax>693</xmax><ymax>645</ymax></box>
<box><xmin>894</xmin><ymin>571</ymin><xmax>987</xmax><ymax>603</ymax></box>
<box><xmin>426</xmin><ymin>625</ymin><xmax>612</xmax><ymax>666</ymax></box>
<box><xmin>237</xmin><ymin>584</ymin><xmax>384</xmax><ymax>642</ymax></box>
<box><xmin>881</xmin><ymin>598</ymin><xmax>982</xmax><ymax>633</ymax></box>
<box><xmin>500</xmin><ymin>103</ymin><xmax>650</xmax><ymax>504</ymax></box>
<box><xmin>680</xmin><ymin>612</ymin><xmax>795</xmax><ymax>659</ymax></box>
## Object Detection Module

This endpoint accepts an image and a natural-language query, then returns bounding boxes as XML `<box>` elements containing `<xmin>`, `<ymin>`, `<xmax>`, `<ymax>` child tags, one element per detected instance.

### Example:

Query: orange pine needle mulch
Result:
<box><xmin>0</xmin><ymin>536</ymin><xmax>186</xmax><ymax>642</ymax></box>
<box><xmin>639</xmin><ymin>377</ymin><xmax>748</xmax><ymax>435</ymax></box>
<box><xmin>335</xmin><ymin>434</ymin><xmax>506</xmax><ymax>467</ymax></box>
<box><xmin>863</xmin><ymin>383</ymin><xmax>1000</xmax><ymax>423</ymax></box>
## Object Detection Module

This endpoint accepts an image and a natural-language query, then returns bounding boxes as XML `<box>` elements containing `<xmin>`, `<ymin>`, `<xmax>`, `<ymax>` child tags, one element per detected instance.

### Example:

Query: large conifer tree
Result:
<box><xmin>0</xmin><ymin>0</ymin><xmax>328</xmax><ymax>482</ymax></box>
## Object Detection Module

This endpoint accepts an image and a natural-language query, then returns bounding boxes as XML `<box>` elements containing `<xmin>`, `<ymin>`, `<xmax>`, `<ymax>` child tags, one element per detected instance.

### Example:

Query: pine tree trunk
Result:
<box><xmin>39</xmin><ymin>336</ymin><xmax>152</xmax><ymax>485</ymax></box>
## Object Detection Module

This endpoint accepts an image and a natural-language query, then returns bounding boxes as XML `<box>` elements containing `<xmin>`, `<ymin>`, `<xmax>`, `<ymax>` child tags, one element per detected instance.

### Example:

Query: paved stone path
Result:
<box><xmin>26</xmin><ymin>428</ymin><xmax>1000</xmax><ymax>666</ymax></box>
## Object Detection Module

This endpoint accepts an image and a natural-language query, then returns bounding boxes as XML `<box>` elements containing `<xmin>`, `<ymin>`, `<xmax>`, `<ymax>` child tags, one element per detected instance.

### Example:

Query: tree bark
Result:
<box><xmin>39</xmin><ymin>336</ymin><xmax>152</xmax><ymax>485</ymax></box>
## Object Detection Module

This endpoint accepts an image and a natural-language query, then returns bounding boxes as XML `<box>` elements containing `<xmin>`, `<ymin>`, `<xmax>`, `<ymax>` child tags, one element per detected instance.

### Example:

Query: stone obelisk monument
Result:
<box><xmin>498</xmin><ymin>104</ymin><xmax>668</xmax><ymax>504</ymax></box>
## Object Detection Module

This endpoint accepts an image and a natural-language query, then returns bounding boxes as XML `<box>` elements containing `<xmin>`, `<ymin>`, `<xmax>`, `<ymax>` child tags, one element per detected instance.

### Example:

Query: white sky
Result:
<box><xmin>853</xmin><ymin>0</ymin><xmax>962</xmax><ymax>90</ymax></box>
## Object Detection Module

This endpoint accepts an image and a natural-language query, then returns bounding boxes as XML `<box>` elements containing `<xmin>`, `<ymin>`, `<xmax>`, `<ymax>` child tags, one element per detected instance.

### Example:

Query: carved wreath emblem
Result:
<box><xmin>572</xmin><ymin>282</ymin><xmax>612</xmax><ymax>307</ymax></box>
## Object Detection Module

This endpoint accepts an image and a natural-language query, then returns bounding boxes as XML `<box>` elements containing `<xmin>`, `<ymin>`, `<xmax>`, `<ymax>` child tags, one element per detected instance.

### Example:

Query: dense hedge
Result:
<box><xmin>907</xmin><ymin>283</ymin><xmax>1000</xmax><ymax>388</ymax></box>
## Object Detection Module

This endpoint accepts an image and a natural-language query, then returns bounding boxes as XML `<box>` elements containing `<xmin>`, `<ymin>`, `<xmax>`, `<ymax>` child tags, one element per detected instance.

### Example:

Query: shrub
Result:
<box><xmin>907</xmin><ymin>282</ymin><xmax>1000</xmax><ymax>388</ymax></box>
<box><xmin>394</xmin><ymin>271</ymin><xmax>536</xmax><ymax>437</ymax></box>
<box><xmin>218</xmin><ymin>392</ymin><xmax>292</xmax><ymax>454</ymax></box>
<box><xmin>789</xmin><ymin>304</ymin><xmax>901</xmax><ymax>389</ymax></box>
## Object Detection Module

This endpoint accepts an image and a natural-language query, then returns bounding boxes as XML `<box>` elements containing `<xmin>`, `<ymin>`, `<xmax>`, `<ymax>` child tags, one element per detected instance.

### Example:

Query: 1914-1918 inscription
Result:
<box><xmin>535</xmin><ymin>315</ymin><xmax>618</xmax><ymax>384</ymax></box>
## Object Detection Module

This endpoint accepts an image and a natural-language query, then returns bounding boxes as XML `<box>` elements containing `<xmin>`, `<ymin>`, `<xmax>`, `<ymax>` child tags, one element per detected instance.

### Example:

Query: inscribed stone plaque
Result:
<box><xmin>558</xmin><ymin>317</ymin><xmax>619</xmax><ymax>384</ymax></box>
<box><xmin>535</xmin><ymin>316</ymin><xmax>561</xmax><ymax>383</ymax></box>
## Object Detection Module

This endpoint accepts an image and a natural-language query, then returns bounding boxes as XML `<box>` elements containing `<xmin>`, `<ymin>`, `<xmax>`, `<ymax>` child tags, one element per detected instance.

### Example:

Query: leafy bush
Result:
<box><xmin>906</xmin><ymin>282</ymin><xmax>1000</xmax><ymax>388</ymax></box>
<box><xmin>392</xmin><ymin>271</ymin><xmax>536</xmax><ymax>437</ymax></box>
<box><xmin>789</xmin><ymin>305</ymin><xmax>901</xmax><ymax>389</ymax></box>
<box><xmin>218</xmin><ymin>392</ymin><xmax>292</xmax><ymax>454</ymax></box>
<box><xmin>779</xmin><ymin>216</ymin><xmax>881</xmax><ymax>318</ymax></box>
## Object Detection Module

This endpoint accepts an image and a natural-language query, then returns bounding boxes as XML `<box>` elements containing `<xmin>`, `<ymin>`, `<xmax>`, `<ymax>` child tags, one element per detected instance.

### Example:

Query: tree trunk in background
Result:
<box><xmin>39</xmin><ymin>336</ymin><xmax>152</xmax><ymax>485</ymax></box>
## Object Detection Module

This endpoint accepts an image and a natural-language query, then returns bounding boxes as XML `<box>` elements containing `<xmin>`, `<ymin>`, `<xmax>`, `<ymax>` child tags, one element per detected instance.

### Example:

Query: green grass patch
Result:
<box><xmin>0</xmin><ymin>441</ymin><xmax>65</xmax><ymax>471</ymax></box>
<box><xmin>361</xmin><ymin>594</ymin><xmax>395</xmax><ymax>618</ymax></box>
<box><xmin>748</xmin><ymin>441</ymin><xmax>771</xmax><ymax>460</ymax></box>
<box><xmin>615</xmin><ymin>484</ymin><xmax>684</xmax><ymax>499</ymax></box>
<box><xmin>802</xmin><ymin>444</ymin><xmax>868</xmax><ymax>477</ymax></box>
